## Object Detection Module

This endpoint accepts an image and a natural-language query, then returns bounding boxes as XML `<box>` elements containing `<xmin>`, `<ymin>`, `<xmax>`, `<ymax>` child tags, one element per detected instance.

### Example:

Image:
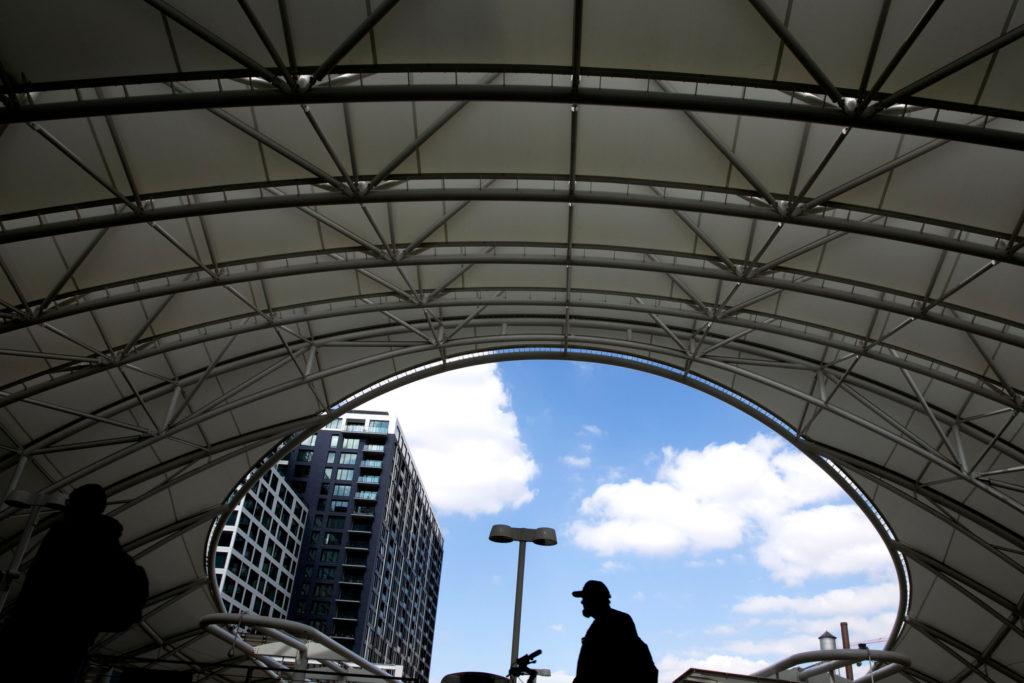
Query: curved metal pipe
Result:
<box><xmin>752</xmin><ymin>649</ymin><xmax>910</xmax><ymax>678</ymax></box>
<box><xmin>200</xmin><ymin>613</ymin><xmax>399</xmax><ymax>680</ymax></box>
<box><xmin>852</xmin><ymin>662</ymin><xmax>905</xmax><ymax>683</ymax></box>
<box><xmin>798</xmin><ymin>659</ymin><xmax>850</xmax><ymax>680</ymax></box>
<box><xmin>204</xmin><ymin>624</ymin><xmax>285</xmax><ymax>679</ymax></box>
<box><xmin>798</xmin><ymin>657</ymin><xmax>907</xmax><ymax>682</ymax></box>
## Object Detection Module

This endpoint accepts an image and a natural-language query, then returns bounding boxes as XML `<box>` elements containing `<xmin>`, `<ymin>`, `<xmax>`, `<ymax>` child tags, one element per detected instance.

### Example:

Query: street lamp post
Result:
<box><xmin>488</xmin><ymin>525</ymin><xmax>557</xmax><ymax>670</ymax></box>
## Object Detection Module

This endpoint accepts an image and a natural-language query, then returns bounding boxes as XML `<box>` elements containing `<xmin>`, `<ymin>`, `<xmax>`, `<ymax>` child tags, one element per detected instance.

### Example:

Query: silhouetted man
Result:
<box><xmin>0</xmin><ymin>484</ymin><xmax>148</xmax><ymax>681</ymax></box>
<box><xmin>572</xmin><ymin>580</ymin><xmax>657</xmax><ymax>683</ymax></box>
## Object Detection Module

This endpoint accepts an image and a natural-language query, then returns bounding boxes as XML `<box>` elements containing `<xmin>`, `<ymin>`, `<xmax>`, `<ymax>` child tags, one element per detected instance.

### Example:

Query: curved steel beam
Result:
<box><xmin>4</xmin><ymin>294</ymin><xmax>1012</xmax><ymax>415</ymax></box>
<box><xmin>3</xmin><ymin>188</ymin><xmax>1018</xmax><ymax>271</ymax></box>
<box><xmin>9</xmin><ymin>333</ymin><xmax>1023</xmax><ymax>526</ymax></box>
<box><xmin>2</xmin><ymin>174</ymin><xmax>1010</xmax><ymax>245</ymax></box>
<box><xmin>6</xmin><ymin>83</ymin><xmax>1024</xmax><ymax>151</ymax></box>
<box><xmin>3</xmin><ymin>251</ymin><xmax>1018</xmax><ymax>355</ymax></box>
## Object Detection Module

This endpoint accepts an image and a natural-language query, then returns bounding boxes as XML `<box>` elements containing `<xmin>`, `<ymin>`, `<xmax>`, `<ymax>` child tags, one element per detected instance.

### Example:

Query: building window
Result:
<box><xmin>331</xmin><ymin>500</ymin><xmax>349</xmax><ymax>513</ymax></box>
<box><xmin>298</xmin><ymin>450</ymin><xmax>313</xmax><ymax>462</ymax></box>
<box><xmin>326</xmin><ymin>516</ymin><xmax>344</xmax><ymax>529</ymax></box>
<box><xmin>369</xmin><ymin>420</ymin><xmax>388</xmax><ymax>433</ymax></box>
<box><xmin>320</xmin><ymin>549</ymin><xmax>339</xmax><ymax>563</ymax></box>
<box><xmin>301</xmin><ymin>435</ymin><xmax>317</xmax><ymax>447</ymax></box>
<box><xmin>295</xmin><ymin>465</ymin><xmax>310</xmax><ymax>478</ymax></box>
<box><xmin>324</xmin><ymin>468</ymin><xmax>333</xmax><ymax>479</ymax></box>
<box><xmin>330</xmin><ymin>435</ymin><xmax>340</xmax><ymax>448</ymax></box>
<box><xmin>338</xmin><ymin>453</ymin><xmax>357</xmax><ymax>465</ymax></box>
<box><xmin>324</xmin><ymin>532</ymin><xmax>343</xmax><ymax>546</ymax></box>
<box><xmin>364</xmin><ymin>443</ymin><xmax>385</xmax><ymax>452</ymax></box>
<box><xmin>337</xmin><ymin>468</ymin><xmax>353</xmax><ymax>481</ymax></box>
<box><xmin>342</xmin><ymin>438</ymin><xmax>360</xmax><ymax>449</ymax></box>
<box><xmin>333</xmin><ymin>484</ymin><xmax>351</xmax><ymax>497</ymax></box>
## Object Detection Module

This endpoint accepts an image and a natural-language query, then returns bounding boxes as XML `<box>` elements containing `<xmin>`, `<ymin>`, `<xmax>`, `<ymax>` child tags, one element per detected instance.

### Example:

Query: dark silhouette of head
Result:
<box><xmin>66</xmin><ymin>483</ymin><xmax>107</xmax><ymax>516</ymax></box>
<box><xmin>572</xmin><ymin>579</ymin><xmax>611</xmax><ymax>618</ymax></box>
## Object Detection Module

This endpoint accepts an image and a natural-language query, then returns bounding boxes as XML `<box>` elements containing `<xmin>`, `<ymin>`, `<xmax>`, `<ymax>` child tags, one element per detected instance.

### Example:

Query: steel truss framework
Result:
<box><xmin>0</xmin><ymin>1</ymin><xmax>1023</xmax><ymax>681</ymax></box>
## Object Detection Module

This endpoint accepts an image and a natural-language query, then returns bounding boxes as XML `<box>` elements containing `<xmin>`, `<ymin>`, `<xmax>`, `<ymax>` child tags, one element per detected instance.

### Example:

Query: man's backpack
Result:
<box><xmin>629</xmin><ymin>637</ymin><xmax>659</xmax><ymax>683</ymax></box>
<box><xmin>96</xmin><ymin>552</ymin><xmax>150</xmax><ymax>632</ymax></box>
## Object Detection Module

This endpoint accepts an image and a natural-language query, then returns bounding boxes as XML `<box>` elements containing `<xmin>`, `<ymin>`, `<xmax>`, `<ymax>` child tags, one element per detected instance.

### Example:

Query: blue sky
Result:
<box><xmin>364</xmin><ymin>360</ymin><xmax>898</xmax><ymax>682</ymax></box>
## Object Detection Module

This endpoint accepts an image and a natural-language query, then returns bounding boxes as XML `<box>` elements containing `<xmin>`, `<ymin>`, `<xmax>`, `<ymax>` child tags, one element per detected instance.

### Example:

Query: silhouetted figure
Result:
<box><xmin>0</xmin><ymin>484</ymin><xmax>149</xmax><ymax>681</ymax></box>
<box><xmin>572</xmin><ymin>580</ymin><xmax>657</xmax><ymax>683</ymax></box>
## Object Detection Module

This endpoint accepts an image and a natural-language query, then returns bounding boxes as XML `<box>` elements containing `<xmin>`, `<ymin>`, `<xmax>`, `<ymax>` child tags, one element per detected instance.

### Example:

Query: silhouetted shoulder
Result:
<box><xmin>605</xmin><ymin>608</ymin><xmax>638</xmax><ymax>634</ymax></box>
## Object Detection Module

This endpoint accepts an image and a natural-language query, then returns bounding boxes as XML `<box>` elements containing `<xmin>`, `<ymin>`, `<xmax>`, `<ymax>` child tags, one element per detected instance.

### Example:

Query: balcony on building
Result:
<box><xmin>337</xmin><ymin>584</ymin><xmax>363</xmax><ymax>602</ymax></box>
<box><xmin>339</xmin><ymin>568</ymin><xmax>365</xmax><ymax>584</ymax></box>
<box><xmin>350</xmin><ymin>519</ymin><xmax>373</xmax><ymax>533</ymax></box>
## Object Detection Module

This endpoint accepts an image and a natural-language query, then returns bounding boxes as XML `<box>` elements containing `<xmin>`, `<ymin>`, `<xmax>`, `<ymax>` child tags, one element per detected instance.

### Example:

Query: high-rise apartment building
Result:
<box><xmin>213</xmin><ymin>466</ymin><xmax>308</xmax><ymax>618</ymax></box>
<box><xmin>280</xmin><ymin>410</ymin><xmax>443</xmax><ymax>683</ymax></box>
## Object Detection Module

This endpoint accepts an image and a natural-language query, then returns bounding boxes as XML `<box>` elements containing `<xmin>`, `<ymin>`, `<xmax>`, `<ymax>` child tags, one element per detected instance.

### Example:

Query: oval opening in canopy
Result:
<box><xmin>209</xmin><ymin>353</ymin><xmax>905</xmax><ymax>679</ymax></box>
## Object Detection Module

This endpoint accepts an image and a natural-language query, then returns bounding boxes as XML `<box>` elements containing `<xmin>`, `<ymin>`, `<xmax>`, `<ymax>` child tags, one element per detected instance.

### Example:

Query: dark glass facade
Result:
<box><xmin>280</xmin><ymin>410</ymin><xmax>443</xmax><ymax>683</ymax></box>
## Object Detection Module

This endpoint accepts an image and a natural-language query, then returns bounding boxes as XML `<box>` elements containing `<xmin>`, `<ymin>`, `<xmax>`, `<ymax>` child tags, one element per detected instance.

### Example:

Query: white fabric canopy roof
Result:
<box><xmin>0</xmin><ymin>1</ymin><xmax>1022</xmax><ymax>680</ymax></box>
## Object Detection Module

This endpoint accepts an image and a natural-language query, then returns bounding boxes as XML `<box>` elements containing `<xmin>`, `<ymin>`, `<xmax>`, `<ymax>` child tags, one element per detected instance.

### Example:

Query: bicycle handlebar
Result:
<box><xmin>510</xmin><ymin>649</ymin><xmax>544</xmax><ymax>679</ymax></box>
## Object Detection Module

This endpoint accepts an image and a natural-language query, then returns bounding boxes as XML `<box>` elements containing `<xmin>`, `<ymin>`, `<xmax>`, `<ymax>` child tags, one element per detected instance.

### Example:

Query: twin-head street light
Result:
<box><xmin>488</xmin><ymin>525</ymin><xmax>557</xmax><ymax>669</ymax></box>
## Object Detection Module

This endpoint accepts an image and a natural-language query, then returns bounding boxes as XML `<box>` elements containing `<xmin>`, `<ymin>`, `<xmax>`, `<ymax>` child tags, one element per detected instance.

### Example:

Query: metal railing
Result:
<box><xmin>751</xmin><ymin>648</ymin><xmax>910</xmax><ymax>682</ymax></box>
<box><xmin>200</xmin><ymin>612</ymin><xmax>404</xmax><ymax>681</ymax></box>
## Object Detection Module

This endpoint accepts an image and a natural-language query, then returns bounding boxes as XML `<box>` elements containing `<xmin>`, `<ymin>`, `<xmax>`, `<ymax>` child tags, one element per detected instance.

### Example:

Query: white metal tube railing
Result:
<box><xmin>752</xmin><ymin>648</ymin><xmax>910</xmax><ymax>678</ymax></box>
<box><xmin>200</xmin><ymin>613</ymin><xmax>401</xmax><ymax>680</ymax></box>
<box><xmin>852</xmin><ymin>662</ymin><xmax>906</xmax><ymax>683</ymax></box>
<box><xmin>205</xmin><ymin>624</ymin><xmax>287</xmax><ymax>679</ymax></box>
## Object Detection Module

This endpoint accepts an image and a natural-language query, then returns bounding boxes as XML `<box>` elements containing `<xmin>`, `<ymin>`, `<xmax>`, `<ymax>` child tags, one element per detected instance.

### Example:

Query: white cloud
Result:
<box><xmin>580</xmin><ymin>424</ymin><xmax>604</xmax><ymax>437</ymax></box>
<box><xmin>601</xmin><ymin>466</ymin><xmax>625</xmax><ymax>482</ymax></box>
<box><xmin>725</xmin><ymin>583</ymin><xmax>899</xmax><ymax>658</ymax></box>
<box><xmin>658</xmin><ymin>653</ymin><xmax>769</xmax><ymax>680</ymax></box>
<box><xmin>757</xmin><ymin>505</ymin><xmax>894</xmax><ymax>585</ymax></box>
<box><xmin>568</xmin><ymin>434</ymin><xmax>892</xmax><ymax>586</ymax></box>
<box><xmin>549</xmin><ymin>623</ymin><xmax>564</xmax><ymax>632</ymax></box>
<box><xmin>362</xmin><ymin>364</ymin><xmax>538</xmax><ymax>516</ymax></box>
<box><xmin>735</xmin><ymin>583</ymin><xmax>898</xmax><ymax>617</ymax></box>
<box><xmin>705</xmin><ymin>624</ymin><xmax>737</xmax><ymax>636</ymax></box>
<box><xmin>562</xmin><ymin>455</ymin><xmax>592</xmax><ymax>469</ymax></box>
<box><xmin>724</xmin><ymin>633</ymin><xmax>822</xmax><ymax>658</ymax></box>
<box><xmin>725</xmin><ymin>609</ymin><xmax>895</xmax><ymax>656</ymax></box>
<box><xmin>570</xmin><ymin>434</ymin><xmax>841</xmax><ymax>557</ymax></box>
<box><xmin>600</xmin><ymin>560</ymin><xmax>625</xmax><ymax>572</ymax></box>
